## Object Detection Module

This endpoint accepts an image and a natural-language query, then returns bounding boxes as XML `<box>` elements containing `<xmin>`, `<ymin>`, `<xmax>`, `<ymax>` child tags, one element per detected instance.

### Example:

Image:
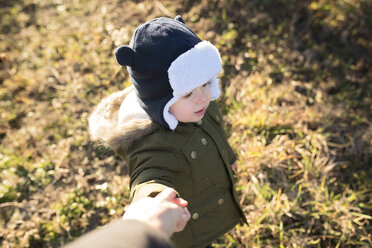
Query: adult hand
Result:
<box><xmin>123</xmin><ymin>188</ymin><xmax>191</xmax><ymax>238</ymax></box>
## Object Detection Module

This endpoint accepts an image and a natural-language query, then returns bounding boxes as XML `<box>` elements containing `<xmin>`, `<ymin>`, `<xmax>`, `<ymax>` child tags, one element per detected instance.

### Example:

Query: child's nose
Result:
<box><xmin>195</xmin><ymin>87</ymin><xmax>208</xmax><ymax>104</ymax></box>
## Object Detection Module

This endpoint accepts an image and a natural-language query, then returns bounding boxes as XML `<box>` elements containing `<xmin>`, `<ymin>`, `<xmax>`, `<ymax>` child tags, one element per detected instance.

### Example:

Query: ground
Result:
<box><xmin>0</xmin><ymin>0</ymin><xmax>371</xmax><ymax>247</ymax></box>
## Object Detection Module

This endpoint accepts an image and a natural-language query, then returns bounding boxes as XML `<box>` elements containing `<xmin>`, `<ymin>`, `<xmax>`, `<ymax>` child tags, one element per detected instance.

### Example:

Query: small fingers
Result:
<box><xmin>157</xmin><ymin>188</ymin><xmax>188</xmax><ymax>208</ymax></box>
<box><xmin>156</xmin><ymin>188</ymin><xmax>177</xmax><ymax>202</ymax></box>
<box><xmin>172</xmin><ymin>196</ymin><xmax>188</xmax><ymax>207</ymax></box>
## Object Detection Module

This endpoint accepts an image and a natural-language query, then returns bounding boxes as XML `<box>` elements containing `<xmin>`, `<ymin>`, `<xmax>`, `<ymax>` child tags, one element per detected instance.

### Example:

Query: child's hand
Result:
<box><xmin>172</xmin><ymin>194</ymin><xmax>188</xmax><ymax>208</ymax></box>
<box><xmin>231</xmin><ymin>161</ymin><xmax>238</xmax><ymax>170</ymax></box>
<box><xmin>123</xmin><ymin>188</ymin><xmax>190</xmax><ymax>237</ymax></box>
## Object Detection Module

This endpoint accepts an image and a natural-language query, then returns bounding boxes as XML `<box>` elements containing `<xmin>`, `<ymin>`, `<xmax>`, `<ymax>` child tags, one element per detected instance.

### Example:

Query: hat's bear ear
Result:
<box><xmin>175</xmin><ymin>15</ymin><xmax>185</xmax><ymax>24</ymax></box>
<box><xmin>115</xmin><ymin>46</ymin><xmax>135</xmax><ymax>66</ymax></box>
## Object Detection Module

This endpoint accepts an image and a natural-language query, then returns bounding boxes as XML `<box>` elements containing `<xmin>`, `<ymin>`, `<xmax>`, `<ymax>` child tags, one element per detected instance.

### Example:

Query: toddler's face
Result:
<box><xmin>169</xmin><ymin>83</ymin><xmax>211</xmax><ymax>123</ymax></box>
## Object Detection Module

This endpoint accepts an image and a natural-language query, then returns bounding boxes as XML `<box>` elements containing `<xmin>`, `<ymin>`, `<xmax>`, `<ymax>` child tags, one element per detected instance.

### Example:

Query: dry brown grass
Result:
<box><xmin>1</xmin><ymin>0</ymin><xmax>371</xmax><ymax>247</ymax></box>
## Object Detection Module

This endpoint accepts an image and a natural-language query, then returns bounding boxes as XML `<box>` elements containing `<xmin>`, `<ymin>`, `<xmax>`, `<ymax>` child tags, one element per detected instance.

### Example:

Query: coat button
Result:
<box><xmin>197</xmin><ymin>120</ymin><xmax>203</xmax><ymax>125</ymax></box>
<box><xmin>201</xmin><ymin>138</ymin><xmax>208</xmax><ymax>145</ymax></box>
<box><xmin>191</xmin><ymin>151</ymin><xmax>197</xmax><ymax>159</ymax></box>
<box><xmin>192</xmin><ymin>213</ymin><xmax>199</xmax><ymax>220</ymax></box>
<box><xmin>218</xmin><ymin>198</ymin><xmax>224</xmax><ymax>205</ymax></box>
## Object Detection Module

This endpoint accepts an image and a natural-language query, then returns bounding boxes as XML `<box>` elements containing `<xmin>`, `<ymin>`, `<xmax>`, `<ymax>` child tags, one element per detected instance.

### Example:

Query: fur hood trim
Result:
<box><xmin>88</xmin><ymin>86</ymin><xmax>159</xmax><ymax>151</ymax></box>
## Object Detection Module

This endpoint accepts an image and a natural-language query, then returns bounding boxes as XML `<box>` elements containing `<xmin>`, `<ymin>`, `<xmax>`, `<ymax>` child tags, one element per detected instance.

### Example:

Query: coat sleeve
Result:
<box><xmin>227</xmin><ymin>142</ymin><xmax>237</xmax><ymax>165</ymax></box>
<box><xmin>63</xmin><ymin>219</ymin><xmax>174</xmax><ymax>248</ymax></box>
<box><xmin>126</xmin><ymin>144</ymin><xmax>180</xmax><ymax>202</ymax></box>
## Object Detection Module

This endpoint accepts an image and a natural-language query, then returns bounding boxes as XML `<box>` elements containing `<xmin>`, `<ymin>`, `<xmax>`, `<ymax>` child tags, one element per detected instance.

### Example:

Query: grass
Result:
<box><xmin>1</xmin><ymin>0</ymin><xmax>371</xmax><ymax>247</ymax></box>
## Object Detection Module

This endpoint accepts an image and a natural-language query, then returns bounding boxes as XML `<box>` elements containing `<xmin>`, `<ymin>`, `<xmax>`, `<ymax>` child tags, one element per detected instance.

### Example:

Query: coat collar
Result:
<box><xmin>88</xmin><ymin>86</ymin><xmax>159</xmax><ymax>151</ymax></box>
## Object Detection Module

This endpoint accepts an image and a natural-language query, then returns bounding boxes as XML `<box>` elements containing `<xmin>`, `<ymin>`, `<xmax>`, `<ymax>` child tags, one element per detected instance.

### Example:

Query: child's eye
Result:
<box><xmin>202</xmin><ymin>82</ymin><xmax>210</xmax><ymax>87</ymax></box>
<box><xmin>183</xmin><ymin>92</ymin><xmax>192</xmax><ymax>98</ymax></box>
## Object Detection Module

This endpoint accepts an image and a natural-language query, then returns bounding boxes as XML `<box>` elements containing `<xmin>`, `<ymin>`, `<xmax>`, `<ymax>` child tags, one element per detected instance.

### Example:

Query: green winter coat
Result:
<box><xmin>89</xmin><ymin>86</ymin><xmax>246</xmax><ymax>248</ymax></box>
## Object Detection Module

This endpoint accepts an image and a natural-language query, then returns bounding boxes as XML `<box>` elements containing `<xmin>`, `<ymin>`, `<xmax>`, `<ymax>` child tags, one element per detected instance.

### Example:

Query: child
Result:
<box><xmin>89</xmin><ymin>15</ymin><xmax>246</xmax><ymax>248</ymax></box>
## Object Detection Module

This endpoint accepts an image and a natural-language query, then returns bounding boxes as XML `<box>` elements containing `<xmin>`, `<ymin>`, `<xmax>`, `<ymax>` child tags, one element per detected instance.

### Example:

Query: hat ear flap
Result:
<box><xmin>115</xmin><ymin>46</ymin><xmax>135</xmax><ymax>66</ymax></box>
<box><xmin>174</xmin><ymin>15</ymin><xmax>185</xmax><ymax>24</ymax></box>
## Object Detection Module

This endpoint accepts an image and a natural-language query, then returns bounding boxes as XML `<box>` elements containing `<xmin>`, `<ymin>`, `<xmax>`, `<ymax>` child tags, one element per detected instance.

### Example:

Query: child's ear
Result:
<box><xmin>115</xmin><ymin>46</ymin><xmax>135</xmax><ymax>66</ymax></box>
<box><xmin>174</xmin><ymin>15</ymin><xmax>185</xmax><ymax>24</ymax></box>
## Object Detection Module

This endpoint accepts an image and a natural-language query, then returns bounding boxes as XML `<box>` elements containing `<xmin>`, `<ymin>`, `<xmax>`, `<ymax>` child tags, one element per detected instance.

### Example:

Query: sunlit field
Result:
<box><xmin>1</xmin><ymin>0</ymin><xmax>371</xmax><ymax>247</ymax></box>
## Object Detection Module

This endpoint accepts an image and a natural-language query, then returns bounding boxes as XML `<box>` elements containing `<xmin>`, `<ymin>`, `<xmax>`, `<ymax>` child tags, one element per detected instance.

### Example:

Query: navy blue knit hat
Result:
<box><xmin>115</xmin><ymin>16</ymin><xmax>221</xmax><ymax>130</ymax></box>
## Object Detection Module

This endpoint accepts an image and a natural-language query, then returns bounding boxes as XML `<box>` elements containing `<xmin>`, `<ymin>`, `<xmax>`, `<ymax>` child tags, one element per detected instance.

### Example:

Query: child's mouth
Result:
<box><xmin>195</xmin><ymin>108</ymin><xmax>206</xmax><ymax>116</ymax></box>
